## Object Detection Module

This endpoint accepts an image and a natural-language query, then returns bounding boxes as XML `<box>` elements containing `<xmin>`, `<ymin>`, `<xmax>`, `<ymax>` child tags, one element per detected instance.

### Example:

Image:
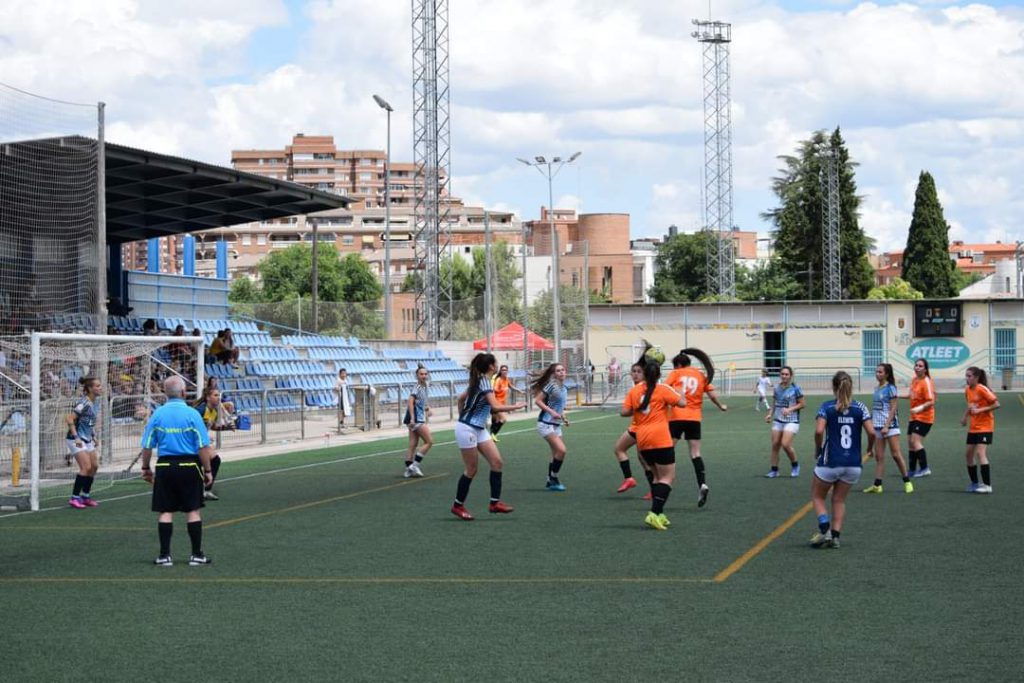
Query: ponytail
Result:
<box><xmin>467</xmin><ymin>353</ymin><xmax>496</xmax><ymax>403</ymax></box>
<box><xmin>878</xmin><ymin>363</ymin><xmax>896</xmax><ymax>387</ymax></box>
<box><xmin>967</xmin><ymin>366</ymin><xmax>988</xmax><ymax>387</ymax></box>
<box><xmin>79</xmin><ymin>376</ymin><xmax>98</xmax><ymax>395</ymax></box>
<box><xmin>832</xmin><ymin>371</ymin><xmax>853</xmax><ymax>412</ymax></box>
<box><xmin>676</xmin><ymin>347</ymin><xmax>715</xmax><ymax>385</ymax></box>
<box><xmin>531</xmin><ymin>363</ymin><xmax>560</xmax><ymax>394</ymax></box>
<box><xmin>638</xmin><ymin>361</ymin><xmax>661</xmax><ymax>412</ymax></box>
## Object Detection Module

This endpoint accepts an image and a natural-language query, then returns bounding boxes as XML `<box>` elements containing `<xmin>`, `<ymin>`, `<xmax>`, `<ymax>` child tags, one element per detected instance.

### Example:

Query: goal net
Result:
<box><xmin>0</xmin><ymin>332</ymin><xmax>203</xmax><ymax>511</ymax></box>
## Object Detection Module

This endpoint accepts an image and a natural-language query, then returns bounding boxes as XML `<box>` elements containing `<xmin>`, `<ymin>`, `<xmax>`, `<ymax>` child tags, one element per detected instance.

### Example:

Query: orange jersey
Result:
<box><xmin>623</xmin><ymin>382</ymin><xmax>680</xmax><ymax>451</ymax></box>
<box><xmin>965</xmin><ymin>384</ymin><xmax>997</xmax><ymax>433</ymax></box>
<box><xmin>665</xmin><ymin>367</ymin><xmax>714</xmax><ymax>421</ymax></box>
<box><xmin>493</xmin><ymin>377</ymin><xmax>510</xmax><ymax>404</ymax></box>
<box><xmin>909</xmin><ymin>376</ymin><xmax>936</xmax><ymax>424</ymax></box>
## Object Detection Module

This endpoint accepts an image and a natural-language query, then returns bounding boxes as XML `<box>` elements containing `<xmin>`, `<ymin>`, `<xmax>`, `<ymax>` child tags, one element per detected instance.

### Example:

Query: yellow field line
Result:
<box><xmin>0</xmin><ymin>576</ymin><xmax>713</xmax><ymax>585</ymax></box>
<box><xmin>205</xmin><ymin>473</ymin><xmax>448</xmax><ymax>530</ymax></box>
<box><xmin>713</xmin><ymin>501</ymin><xmax>813</xmax><ymax>583</ymax></box>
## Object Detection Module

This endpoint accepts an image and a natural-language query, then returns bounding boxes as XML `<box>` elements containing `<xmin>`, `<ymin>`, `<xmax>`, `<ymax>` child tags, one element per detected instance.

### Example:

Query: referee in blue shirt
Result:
<box><xmin>140</xmin><ymin>376</ymin><xmax>214</xmax><ymax>567</ymax></box>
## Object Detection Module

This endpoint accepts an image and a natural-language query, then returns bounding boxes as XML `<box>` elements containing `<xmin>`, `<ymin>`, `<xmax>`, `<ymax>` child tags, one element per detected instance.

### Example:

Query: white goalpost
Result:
<box><xmin>0</xmin><ymin>332</ymin><xmax>204</xmax><ymax>511</ymax></box>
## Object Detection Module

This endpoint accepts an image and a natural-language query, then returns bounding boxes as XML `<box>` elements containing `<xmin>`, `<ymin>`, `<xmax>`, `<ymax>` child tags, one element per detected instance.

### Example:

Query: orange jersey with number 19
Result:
<box><xmin>665</xmin><ymin>367</ymin><xmax>713</xmax><ymax>422</ymax></box>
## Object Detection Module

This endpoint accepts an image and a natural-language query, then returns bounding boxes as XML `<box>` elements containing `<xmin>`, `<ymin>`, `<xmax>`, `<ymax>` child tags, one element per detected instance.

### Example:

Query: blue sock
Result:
<box><xmin>817</xmin><ymin>514</ymin><xmax>830</xmax><ymax>533</ymax></box>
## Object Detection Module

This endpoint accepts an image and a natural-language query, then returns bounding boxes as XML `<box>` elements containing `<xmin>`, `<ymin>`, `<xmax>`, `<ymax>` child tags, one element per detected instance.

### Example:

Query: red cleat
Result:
<box><xmin>451</xmin><ymin>504</ymin><xmax>474</xmax><ymax>521</ymax></box>
<box><xmin>488</xmin><ymin>500</ymin><xmax>515</xmax><ymax>514</ymax></box>
<box><xmin>617</xmin><ymin>477</ymin><xmax>638</xmax><ymax>494</ymax></box>
<box><xmin>642</xmin><ymin>491</ymin><xmax>653</xmax><ymax>501</ymax></box>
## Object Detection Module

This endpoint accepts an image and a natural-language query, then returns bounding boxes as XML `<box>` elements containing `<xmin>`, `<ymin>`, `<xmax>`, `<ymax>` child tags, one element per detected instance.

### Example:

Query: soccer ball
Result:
<box><xmin>644</xmin><ymin>348</ymin><xmax>666</xmax><ymax>366</ymax></box>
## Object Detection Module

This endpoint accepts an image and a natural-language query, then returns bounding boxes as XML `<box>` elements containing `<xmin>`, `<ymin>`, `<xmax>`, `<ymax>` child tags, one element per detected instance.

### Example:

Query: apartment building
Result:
<box><xmin>874</xmin><ymin>240</ymin><xmax>1020</xmax><ymax>286</ymax></box>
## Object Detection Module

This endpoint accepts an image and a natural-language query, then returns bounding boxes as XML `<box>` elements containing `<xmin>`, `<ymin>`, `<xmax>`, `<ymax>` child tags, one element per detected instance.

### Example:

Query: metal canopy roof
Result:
<box><xmin>103</xmin><ymin>139</ymin><xmax>351</xmax><ymax>242</ymax></box>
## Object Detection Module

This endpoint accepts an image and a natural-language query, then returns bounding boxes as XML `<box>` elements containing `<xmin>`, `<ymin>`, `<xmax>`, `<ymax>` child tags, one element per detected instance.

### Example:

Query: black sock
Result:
<box><xmin>72</xmin><ymin>474</ymin><xmax>85</xmax><ymax>497</ymax></box>
<box><xmin>691</xmin><ymin>457</ymin><xmax>706</xmax><ymax>487</ymax></box>
<box><xmin>210</xmin><ymin>455</ymin><xmax>221</xmax><ymax>481</ymax></box>
<box><xmin>918</xmin><ymin>449</ymin><xmax>928</xmax><ymax>469</ymax></box>
<box><xmin>980</xmin><ymin>464</ymin><xmax>991</xmax><ymax>486</ymax></box>
<box><xmin>492</xmin><ymin>421</ymin><xmax>504</xmax><ymax>435</ymax></box>
<box><xmin>405</xmin><ymin>459</ymin><xmax>412</xmax><ymax>466</ymax></box>
<box><xmin>770</xmin><ymin>466</ymin><xmax>779</xmax><ymax>473</ymax></box>
<box><xmin>902</xmin><ymin>475</ymin><xmax>911</xmax><ymax>483</ymax></box>
<box><xmin>548</xmin><ymin>458</ymin><xmax>564</xmax><ymax>480</ymax></box>
<box><xmin>158</xmin><ymin>522</ymin><xmax>173</xmax><ymax>556</ymax></box>
<box><xmin>908</xmin><ymin>450</ymin><xmax>919</xmax><ymax>471</ymax></box>
<box><xmin>874</xmin><ymin>478</ymin><xmax>883</xmax><ymax>487</ymax></box>
<box><xmin>489</xmin><ymin>471</ymin><xmax>503</xmax><ymax>501</ymax></box>
<box><xmin>455</xmin><ymin>474</ymin><xmax>473</xmax><ymax>505</ymax></box>
<box><xmin>81</xmin><ymin>476</ymin><xmax>94</xmax><ymax>495</ymax></box>
<box><xmin>644</xmin><ymin>469</ymin><xmax>654</xmax><ymax>490</ymax></box>
<box><xmin>414</xmin><ymin>454</ymin><xmax>423</xmax><ymax>463</ymax></box>
<box><xmin>651</xmin><ymin>483</ymin><xmax>672</xmax><ymax>514</ymax></box>
<box><xmin>967</xmin><ymin>465</ymin><xmax>979</xmax><ymax>484</ymax></box>
<box><xmin>619</xmin><ymin>459</ymin><xmax>633</xmax><ymax>479</ymax></box>
<box><xmin>187</xmin><ymin>521</ymin><xmax>203</xmax><ymax>556</ymax></box>
<box><xmin>831</xmin><ymin>530</ymin><xmax>841</xmax><ymax>539</ymax></box>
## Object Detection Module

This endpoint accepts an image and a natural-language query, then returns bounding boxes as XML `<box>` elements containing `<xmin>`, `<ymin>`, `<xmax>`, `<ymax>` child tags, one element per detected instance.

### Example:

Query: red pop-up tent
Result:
<box><xmin>472</xmin><ymin>321</ymin><xmax>554</xmax><ymax>351</ymax></box>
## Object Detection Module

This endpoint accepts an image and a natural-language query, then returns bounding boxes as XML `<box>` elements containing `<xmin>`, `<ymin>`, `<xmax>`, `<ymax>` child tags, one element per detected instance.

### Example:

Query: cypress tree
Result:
<box><xmin>901</xmin><ymin>171</ymin><xmax>958</xmax><ymax>297</ymax></box>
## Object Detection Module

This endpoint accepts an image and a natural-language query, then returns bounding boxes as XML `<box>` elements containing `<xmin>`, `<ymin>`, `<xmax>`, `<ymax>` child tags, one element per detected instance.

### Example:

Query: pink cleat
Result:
<box><xmin>617</xmin><ymin>477</ymin><xmax>638</xmax><ymax>494</ymax></box>
<box><xmin>82</xmin><ymin>498</ymin><xmax>99</xmax><ymax>507</ymax></box>
<box><xmin>68</xmin><ymin>497</ymin><xmax>86</xmax><ymax>509</ymax></box>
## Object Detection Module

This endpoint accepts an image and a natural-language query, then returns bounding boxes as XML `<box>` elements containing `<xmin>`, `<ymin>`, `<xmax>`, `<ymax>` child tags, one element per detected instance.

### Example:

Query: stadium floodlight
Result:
<box><xmin>373</xmin><ymin>94</ymin><xmax>394</xmax><ymax>336</ymax></box>
<box><xmin>516</xmin><ymin>158</ymin><xmax>532</xmax><ymax>166</ymax></box>
<box><xmin>535</xmin><ymin>156</ymin><xmax>546</xmax><ymax>163</ymax></box>
<box><xmin>568</xmin><ymin>151</ymin><xmax>582</xmax><ymax>163</ymax></box>
<box><xmin>552</xmin><ymin>156</ymin><xmax>562</xmax><ymax>163</ymax></box>
<box><xmin>373</xmin><ymin>94</ymin><xmax>393</xmax><ymax>112</ymax></box>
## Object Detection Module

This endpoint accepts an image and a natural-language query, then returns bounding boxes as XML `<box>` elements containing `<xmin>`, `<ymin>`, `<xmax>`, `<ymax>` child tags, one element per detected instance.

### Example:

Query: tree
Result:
<box><xmin>649</xmin><ymin>231</ymin><xmax>713</xmax><ymax>302</ymax></box>
<box><xmin>228</xmin><ymin>276</ymin><xmax>261</xmax><ymax>304</ymax></box>
<box><xmin>952</xmin><ymin>268</ymin><xmax>984</xmax><ymax>293</ymax></box>
<box><xmin>470</xmin><ymin>242</ymin><xmax>523</xmax><ymax>325</ymax></box>
<box><xmin>763</xmin><ymin>128</ymin><xmax>876</xmax><ymax>299</ymax></box>
<box><xmin>867</xmin><ymin>277</ymin><xmax>924</xmax><ymax>300</ymax></box>
<box><xmin>737</xmin><ymin>259</ymin><xmax>804</xmax><ymax>301</ymax></box>
<box><xmin>528</xmin><ymin>284</ymin><xmax>588</xmax><ymax>341</ymax></box>
<box><xmin>901</xmin><ymin>171</ymin><xmax>958</xmax><ymax>297</ymax></box>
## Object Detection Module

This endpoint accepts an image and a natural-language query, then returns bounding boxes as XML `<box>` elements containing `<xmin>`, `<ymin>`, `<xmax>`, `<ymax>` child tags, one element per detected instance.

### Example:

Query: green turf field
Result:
<box><xmin>2</xmin><ymin>395</ymin><xmax>1023</xmax><ymax>682</ymax></box>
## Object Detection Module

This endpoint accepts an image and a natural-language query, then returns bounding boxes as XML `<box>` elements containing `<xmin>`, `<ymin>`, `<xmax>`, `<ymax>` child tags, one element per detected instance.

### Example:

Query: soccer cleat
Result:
<box><xmin>644</xmin><ymin>511</ymin><xmax>668</xmax><ymax>531</ymax></box>
<box><xmin>403</xmin><ymin>466</ymin><xmax>413</xmax><ymax>479</ymax></box>
<box><xmin>203</xmin><ymin>490</ymin><xmax>219</xmax><ymax>501</ymax></box>
<box><xmin>828</xmin><ymin>536</ymin><xmax>841</xmax><ymax>549</ymax></box>
<box><xmin>153</xmin><ymin>556</ymin><xmax>173</xmax><ymax>567</ymax></box>
<box><xmin>965</xmin><ymin>482</ymin><xmax>980</xmax><ymax>493</ymax></box>
<box><xmin>863</xmin><ymin>484</ymin><xmax>883</xmax><ymax>494</ymax></box>
<box><xmin>451</xmin><ymin>504</ymin><xmax>474</xmax><ymax>521</ymax></box>
<box><xmin>408</xmin><ymin>462</ymin><xmax>424</xmax><ymax>478</ymax></box>
<box><xmin>903</xmin><ymin>481</ymin><xmax>914</xmax><ymax>494</ymax></box>
<box><xmin>657</xmin><ymin>513</ymin><xmax>671</xmax><ymax>528</ymax></box>
<box><xmin>764</xmin><ymin>470</ymin><xmax>780</xmax><ymax>479</ymax></box>
<box><xmin>68</xmin><ymin>497</ymin><xmax>86</xmax><ymax>509</ymax></box>
<box><xmin>490</xmin><ymin>433</ymin><xmax>500</xmax><ymax>443</ymax></box>
<box><xmin>906</xmin><ymin>469</ymin><xmax>917</xmax><ymax>478</ymax></box>
<box><xmin>810</xmin><ymin>530</ymin><xmax>832</xmax><ymax>548</ymax></box>
<box><xmin>913</xmin><ymin>467</ymin><xmax>932</xmax><ymax>478</ymax></box>
<box><xmin>188</xmin><ymin>554</ymin><xmax>212</xmax><ymax>566</ymax></box>
<box><xmin>642</xmin><ymin>491</ymin><xmax>653</xmax><ymax>501</ymax></box>
<box><xmin>974</xmin><ymin>484</ymin><xmax>993</xmax><ymax>494</ymax></box>
<box><xmin>698</xmin><ymin>484</ymin><xmax>710</xmax><ymax>508</ymax></box>
<box><xmin>488</xmin><ymin>500</ymin><xmax>515</xmax><ymax>514</ymax></box>
<box><xmin>617</xmin><ymin>477</ymin><xmax>638</xmax><ymax>494</ymax></box>
<box><xmin>546</xmin><ymin>480</ymin><xmax>566</xmax><ymax>492</ymax></box>
<box><xmin>81</xmin><ymin>497</ymin><xmax>99</xmax><ymax>507</ymax></box>
<box><xmin>790</xmin><ymin>464</ymin><xmax>801</xmax><ymax>478</ymax></box>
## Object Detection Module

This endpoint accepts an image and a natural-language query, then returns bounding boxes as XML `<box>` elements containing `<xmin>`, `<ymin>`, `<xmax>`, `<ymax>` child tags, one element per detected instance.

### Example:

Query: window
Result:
<box><xmin>360</xmin><ymin>158</ymin><xmax>373</xmax><ymax>166</ymax></box>
<box><xmin>257</xmin><ymin>234</ymin><xmax>267</xmax><ymax>245</ymax></box>
<box><xmin>241</xmin><ymin>234</ymin><xmax>251</xmax><ymax>246</ymax></box>
<box><xmin>602</xmin><ymin>266</ymin><xmax>613</xmax><ymax>293</ymax></box>
<box><xmin>313</xmin><ymin>152</ymin><xmax>334</xmax><ymax>160</ymax></box>
<box><xmin>293</xmin><ymin>153</ymin><xmax>314</xmax><ymax>161</ymax></box>
<box><xmin>359</xmin><ymin>172</ymin><xmax>373</xmax><ymax>181</ymax></box>
<box><xmin>342</xmin><ymin>235</ymin><xmax>354</xmax><ymax>246</ymax></box>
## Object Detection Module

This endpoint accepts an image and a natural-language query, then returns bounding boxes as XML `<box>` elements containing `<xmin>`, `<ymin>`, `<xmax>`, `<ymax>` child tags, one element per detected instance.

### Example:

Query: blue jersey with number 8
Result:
<box><xmin>816</xmin><ymin>399</ymin><xmax>870</xmax><ymax>468</ymax></box>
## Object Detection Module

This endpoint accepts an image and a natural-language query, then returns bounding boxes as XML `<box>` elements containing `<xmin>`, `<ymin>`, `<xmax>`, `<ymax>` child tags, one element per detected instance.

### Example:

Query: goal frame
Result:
<box><xmin>28</xmin><ymin>332</ymin><xmax>205</xmax><ymax>511</ymax></box>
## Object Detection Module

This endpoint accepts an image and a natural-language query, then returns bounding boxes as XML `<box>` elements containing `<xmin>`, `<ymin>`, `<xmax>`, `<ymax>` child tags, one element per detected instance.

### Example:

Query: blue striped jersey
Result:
<box><xmin>538</xmin><ymin>381</ymin><xmax>567</xmax><ymax>425</ymax></box>
<box><xmin>458</xmin><ymin>377</ymin><xmax>493</xmax><ymax>429</ymax></box>
<box><xmin>772</xmin><ymin>383</ymin><xmax>804</xmax><ymax>423</ymax></box>
<box><xmin>407</xmin><ymin>384</ymin><xmax>428</xmax><ymax>424</ymax></box>
<box><xmin>871</xmin><ymin>383</ymin><xmax>899</xmax><ymax>429</ymax></box>
<box><xmin>67</xmin><ymin>397</ymin><xmax>100</xmax><ymax>440</ymax></box>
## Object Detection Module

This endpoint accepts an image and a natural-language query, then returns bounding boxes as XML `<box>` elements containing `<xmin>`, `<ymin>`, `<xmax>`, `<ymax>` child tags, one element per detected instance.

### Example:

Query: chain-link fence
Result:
<box><xmin>230</xmin><ymin>299</ymin><xmax>385</xmax><ymax>339</ymax></box>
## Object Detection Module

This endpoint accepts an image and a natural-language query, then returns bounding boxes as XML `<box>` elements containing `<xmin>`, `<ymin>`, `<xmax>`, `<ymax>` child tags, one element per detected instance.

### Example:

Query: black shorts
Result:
<box><xmin>669</xmin><ymin>420</ymin><xmax>701</xmax><ymax>441</ymax></box>
<box><xmin>908</xmin><ymin>421</ymin><xmax>932</xmax><ymax>437</ymax></box>
<box><xmin>639</xmin><ymin>447</ymin><xmax>676</xmax><ymax>466</ymax></box>
<box><xmin>151</xmin><ymin>457</ymin><xmax>205</xmax><ymax>513</ymax></box>
<box><xmin>966</xmin><ymin>432</ymin><xmax>993</xmax><ymax>445</ymax></box>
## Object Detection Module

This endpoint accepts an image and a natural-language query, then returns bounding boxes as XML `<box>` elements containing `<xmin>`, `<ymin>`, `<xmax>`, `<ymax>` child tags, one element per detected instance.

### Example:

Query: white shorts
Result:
<box><xmin>536</xmin><ymin>422</ymin><xmax>563</xmax><ymax>439</ymax></box>
<box><xmin>874</xmin><ymin>426</ymin><xmax>901</xmax><ymax>438</ymax></box>
<box><xmin>454</xmin><ymin>421</ymin><xmax>491</xmax><ymax>450</ymax></box>
<box><xmin>65</xmin><ymin>438</ymin><xmax>96</xmax><ymax>456</ymax></box>
<box><xmin>814</xmin><ymin>465</ymin><xmax>862</xmax><ymax>485</ymax></box>
<box><xmin>408</xmin><ymin>422</ymin><xmax>427</xmax><ymax>434</ymax></box>
<box><xmin>772</xmin><ymin>421</ymin><xmax>800</xmax><ymax>434</ymax></box>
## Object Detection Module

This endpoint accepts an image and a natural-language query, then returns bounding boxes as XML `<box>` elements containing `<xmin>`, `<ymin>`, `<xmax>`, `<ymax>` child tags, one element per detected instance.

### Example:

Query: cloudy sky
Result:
<box><xmin>2</xmin><ymin>0</ymin><xmax>1022</xmax><ymax>252</ymax></box>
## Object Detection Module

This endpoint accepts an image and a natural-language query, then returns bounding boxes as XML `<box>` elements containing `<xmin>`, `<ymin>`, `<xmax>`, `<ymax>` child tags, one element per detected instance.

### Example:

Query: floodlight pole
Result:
<box><xmin>518</xmin><ymin>152</ymin><xmax>581</xmax><ymax>362</ymax></box>
<box><xmin>374</xmin><ymin>94</ymin><xmax>395</xmax><ymax>337</ymax></box>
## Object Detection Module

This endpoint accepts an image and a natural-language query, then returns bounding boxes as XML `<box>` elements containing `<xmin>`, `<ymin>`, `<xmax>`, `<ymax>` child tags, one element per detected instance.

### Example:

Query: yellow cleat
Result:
<box><xmin>644</xmin><ymin>511</ymin><xmax>668</xmax><ymax>531</ymax></box>
<box><xmin>657</xmin><ymin>513</ymin><xmax>671</xmax><ymax>528</ymax></box>
<box><xmin>904</xmin><ymin>481</ymin><xmax>914</xmax><ymax>494</ymax></box>
<box><xmin>863</xmin><ymin>484</ymin><xmax>883</xmax><ymax>494</ymax></box>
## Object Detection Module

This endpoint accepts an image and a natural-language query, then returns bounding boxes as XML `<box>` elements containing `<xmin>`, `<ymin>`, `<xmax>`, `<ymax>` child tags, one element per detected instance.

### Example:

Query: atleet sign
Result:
<box><xmin>906</xmin><ymin>339</ymin><xmax>970</xmax><ymax>369</ymax></box>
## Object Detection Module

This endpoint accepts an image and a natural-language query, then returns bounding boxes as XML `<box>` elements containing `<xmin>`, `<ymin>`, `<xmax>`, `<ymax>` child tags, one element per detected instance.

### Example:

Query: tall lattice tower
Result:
<box><xmin>820</xmin><ymin>149</ymin><xmax>842</xmax><ymax>300</ymax></box>
<box><xmin>692</xmin><ymin>19</ymin><xmax>735</xmax><ymax>299</ymax></box>
<box><xmin>412</xmin><ymin>0</ymin><xmax>453</xmax><ymax>340</ymax></box>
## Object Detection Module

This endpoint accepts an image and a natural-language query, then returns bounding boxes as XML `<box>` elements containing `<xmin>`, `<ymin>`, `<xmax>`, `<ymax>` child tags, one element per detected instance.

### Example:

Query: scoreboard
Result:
<box><xmin>914</xmin><ymin>302</ymin><xmax>962</xmax><ymax>337</ymax></box>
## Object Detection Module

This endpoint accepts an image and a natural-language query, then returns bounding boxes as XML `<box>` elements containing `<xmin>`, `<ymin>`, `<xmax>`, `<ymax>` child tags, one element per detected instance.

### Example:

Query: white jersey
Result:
<box><xmin>757</xmin><ymin>377</ymin><xmax>772</xmax><ymax>396</ymax></box>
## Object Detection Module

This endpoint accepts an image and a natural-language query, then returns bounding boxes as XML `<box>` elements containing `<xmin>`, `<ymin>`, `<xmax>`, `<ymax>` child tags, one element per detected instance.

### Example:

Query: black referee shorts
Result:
<box><xmin>152</xmin><ymin>457</ymin><xmax>205</xmax><ymax>513</ymax></box>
